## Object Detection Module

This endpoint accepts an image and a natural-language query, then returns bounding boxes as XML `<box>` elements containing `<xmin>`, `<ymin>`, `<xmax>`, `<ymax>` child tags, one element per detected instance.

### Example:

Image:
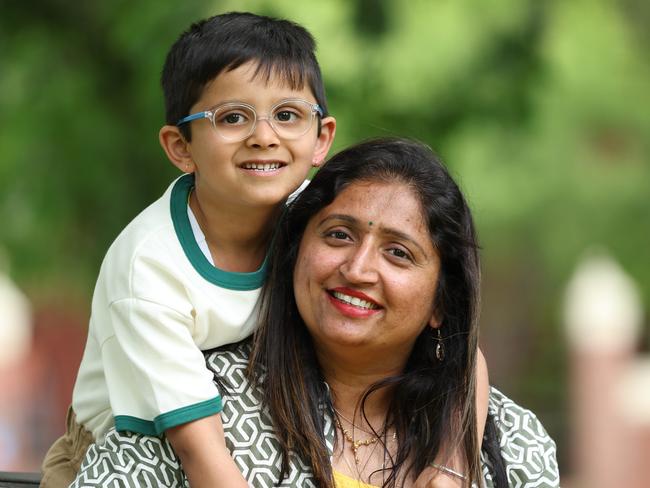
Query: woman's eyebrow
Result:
<box><xmin>317</xmin><ymin>214</ymin><xmax>357</xmax><ymax>226</ymax></box>
<box><xmin>317</xmin><ymin>214</ymin><xmax>427</xmax><ymax>255</ymax></box>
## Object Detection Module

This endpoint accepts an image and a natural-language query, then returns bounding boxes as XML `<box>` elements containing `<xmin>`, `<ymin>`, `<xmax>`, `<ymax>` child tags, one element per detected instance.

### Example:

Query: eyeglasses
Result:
<box><xmin>176</xmin><ymin>98</ymin><xmax>323</xmax><ymax>142</ymax></box>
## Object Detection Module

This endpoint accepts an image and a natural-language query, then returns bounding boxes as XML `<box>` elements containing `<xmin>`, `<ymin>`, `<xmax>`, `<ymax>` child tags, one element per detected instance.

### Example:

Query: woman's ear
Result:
<box><xmin>311</xmin><ymin>116</ymin><xmax>336</xmax><ymax>168</ymax></box>
<box><xmin>159</xmin><ymin>125</ymin><xmax>195</xmax><ymax>173</ymax></box>
<box><xmin>428</xmin><ymin>312</ymin><xmax>441</xmax><ymax>330</ymax></box>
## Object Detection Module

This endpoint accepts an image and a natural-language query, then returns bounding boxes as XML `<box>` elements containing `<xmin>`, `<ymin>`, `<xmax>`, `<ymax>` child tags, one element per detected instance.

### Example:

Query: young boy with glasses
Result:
<box><xmin>41</xmin><ymin>12</ymin><xmax>336</xmax><ymax>487</ymax></box>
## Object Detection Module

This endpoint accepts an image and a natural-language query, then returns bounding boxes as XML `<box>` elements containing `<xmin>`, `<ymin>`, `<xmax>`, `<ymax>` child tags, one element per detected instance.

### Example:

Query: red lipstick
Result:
<box><xmin>327</xmin><ymin>287</ymin><xmax>382</xmax><ymax>319</ymax></box>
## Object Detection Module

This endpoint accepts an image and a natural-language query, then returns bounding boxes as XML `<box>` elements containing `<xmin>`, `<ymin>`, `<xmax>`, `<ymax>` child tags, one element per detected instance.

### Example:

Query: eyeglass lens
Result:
<box><xmin>212</xmin><ymin>100</ymin><xmax>316</xmax><ymax>141</ymax></box>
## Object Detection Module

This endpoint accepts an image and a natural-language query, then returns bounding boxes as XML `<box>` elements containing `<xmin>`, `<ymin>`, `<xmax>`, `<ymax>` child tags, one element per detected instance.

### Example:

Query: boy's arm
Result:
<box><xmin>475</xmin><ymin>347</ymin><xmax>489</xmax><ymax>441</ymax></box>
<box><xmin>166</xmin><ymin>412</ymin><xmax>248</xmax><ymax>488</ymax></box>
<box><xmin>414</xmin><ymin>347</ymin><xmax>490</xmax><ymax>487</ymax></box>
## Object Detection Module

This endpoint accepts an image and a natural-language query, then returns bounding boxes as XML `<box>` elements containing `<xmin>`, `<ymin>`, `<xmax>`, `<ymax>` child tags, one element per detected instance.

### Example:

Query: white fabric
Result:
<box><xmin>187</xmin><ymin>204</ymin><xmax>214</xmax><ymax>266</ymax></box>
<box><xmin>72</xmin><ymin>177</ymin><xmax>262</xmax><ymax>440</ymax></box>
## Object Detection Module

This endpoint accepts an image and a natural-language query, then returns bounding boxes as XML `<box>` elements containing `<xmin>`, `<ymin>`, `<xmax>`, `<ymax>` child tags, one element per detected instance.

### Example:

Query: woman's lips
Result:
<box><xmin>326</xmin><ymin>287</ymin><xmax>382</xmax><ymax>318</ymax></box>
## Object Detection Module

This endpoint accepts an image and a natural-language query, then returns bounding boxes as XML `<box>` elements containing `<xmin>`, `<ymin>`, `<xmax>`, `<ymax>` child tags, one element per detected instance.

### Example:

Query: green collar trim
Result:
<box><xmin>170</xmin><ymin>174</ymin><xmax>267</xmax><ymax>290</ymax></box>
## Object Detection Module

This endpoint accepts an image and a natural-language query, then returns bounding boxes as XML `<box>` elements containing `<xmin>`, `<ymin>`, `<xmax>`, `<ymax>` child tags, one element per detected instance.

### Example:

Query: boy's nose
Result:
<box><xmin>246</xmin><ymin>117</ymin><xmax>280</xmax><ymax>148</ymax></box>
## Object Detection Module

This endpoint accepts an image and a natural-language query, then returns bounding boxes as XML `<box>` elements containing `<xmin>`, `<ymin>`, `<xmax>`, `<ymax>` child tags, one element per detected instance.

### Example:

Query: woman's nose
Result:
<box><xmin>339</xmin><ymin>243</ymin><xmax>378</xmax><ymax>284</ymax></box>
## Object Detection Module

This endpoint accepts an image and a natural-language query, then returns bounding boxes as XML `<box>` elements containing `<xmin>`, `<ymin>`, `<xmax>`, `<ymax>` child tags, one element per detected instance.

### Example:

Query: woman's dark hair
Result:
<box><xmin>249</xmin><ymin>137</ymin><xmax>496</xmax><ymax>486</ymax></box>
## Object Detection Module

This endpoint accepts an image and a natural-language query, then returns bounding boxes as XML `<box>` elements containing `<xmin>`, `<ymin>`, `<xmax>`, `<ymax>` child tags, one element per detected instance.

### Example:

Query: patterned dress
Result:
<box><xmin>71</xmin><ymin>341</ymin><xmax>560</xmax><ymax>487</ymax></box>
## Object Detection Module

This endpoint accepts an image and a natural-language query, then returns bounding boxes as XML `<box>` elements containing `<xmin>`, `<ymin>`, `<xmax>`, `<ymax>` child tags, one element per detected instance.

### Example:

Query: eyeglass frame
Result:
<box><xmin>176</xmin><ymin>98</ymin><xmax>324</xmax><ymax>141</ymax></box>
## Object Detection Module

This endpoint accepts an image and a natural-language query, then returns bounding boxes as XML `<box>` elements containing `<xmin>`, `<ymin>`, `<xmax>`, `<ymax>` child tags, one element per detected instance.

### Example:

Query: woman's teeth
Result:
<box><xmin>332</xmin><ymin>291</ymin><xmax>378</xmax><ymax>310</ymax></box>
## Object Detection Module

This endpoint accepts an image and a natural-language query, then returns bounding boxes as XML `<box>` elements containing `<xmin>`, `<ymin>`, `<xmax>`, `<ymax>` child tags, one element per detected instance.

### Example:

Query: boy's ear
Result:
<box><xmin>159</xmin><ymin>125</ymin><xmax>195</xmax><ymax>173</ymax></box>
<box><xmin>311</xmin><ymin>116</ymin><xmax>336</xmax><ymax>168</ymax></box>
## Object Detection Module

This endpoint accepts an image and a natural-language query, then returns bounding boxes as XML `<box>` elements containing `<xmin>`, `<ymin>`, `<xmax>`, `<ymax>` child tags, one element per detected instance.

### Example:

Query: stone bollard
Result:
<box><xmin>0</xmin><ymin>268</ymin><xmax>33</xmax><ymax>469</ymax></box>
<box><xmin>0</xmin><ymin>272</ymin><xmax>32</xmax><ymax>370</ymax></box>
<box><xmin>564</xmin><ymin>250</ymin><xmax>643</xmax><ymax>488</ymax></box>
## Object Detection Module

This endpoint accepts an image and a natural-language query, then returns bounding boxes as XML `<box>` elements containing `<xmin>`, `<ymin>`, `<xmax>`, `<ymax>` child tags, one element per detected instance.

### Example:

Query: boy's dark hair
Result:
<box><xmin>162</xmin><ymin>12</ymin><xmax>328</xmax><ymax>141</ymax></box>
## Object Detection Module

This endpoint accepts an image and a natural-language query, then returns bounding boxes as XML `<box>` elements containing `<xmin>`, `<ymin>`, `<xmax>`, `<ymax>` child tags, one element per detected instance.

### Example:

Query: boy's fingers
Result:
<box><xmin>414</xmin><ymin>466</ymin><xmax>464</xmax><ymax>488</ymax></box>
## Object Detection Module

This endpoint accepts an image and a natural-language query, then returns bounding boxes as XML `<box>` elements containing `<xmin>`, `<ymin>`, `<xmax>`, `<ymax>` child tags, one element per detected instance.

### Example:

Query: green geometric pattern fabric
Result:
<box><xmin>71</xmin><ymin>341</ymin><xmax>559</xmax><ymax>487</ymax></box>
<box><xmin>72</xmin><ymin>341</ymin><xmax>328</xmax><ymax>487</ymax></box>
<box><xmin>481</xmin><ymin>388</ymin><xmax>560</xmax><ymax>487</ymax></box>
<box><xmin>206</xmin><ymin>341</ymin><xmax>334</xmax><ymax>486</ymax></box>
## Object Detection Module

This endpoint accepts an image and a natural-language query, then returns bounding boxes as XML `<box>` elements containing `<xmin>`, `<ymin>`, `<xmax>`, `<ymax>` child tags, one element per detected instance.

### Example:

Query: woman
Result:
<box><xmin>72</xmin><ymin>138</ymin><xmax>558</xmax><ymax>487</ymax></box>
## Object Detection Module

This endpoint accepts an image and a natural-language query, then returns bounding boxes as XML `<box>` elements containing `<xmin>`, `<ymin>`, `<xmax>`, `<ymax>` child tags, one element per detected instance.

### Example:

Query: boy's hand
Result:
<box><xmin>166</xmin><ymin>413</ymin><xmax>248</xmax><ymax>488</ymax></box>
<box><xmin>414</xmin><ymin>347</ymin><xmax>490</xmax><ymax>487</ymax></box>
<box><xmin>413</xmin><ymin>465</ymin><xmax>465</xmax><ymax>487</ymax></box>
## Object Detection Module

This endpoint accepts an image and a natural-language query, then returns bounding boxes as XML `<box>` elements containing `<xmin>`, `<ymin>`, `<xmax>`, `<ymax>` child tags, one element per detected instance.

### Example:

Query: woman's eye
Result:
<box><xmin>387</xmin><ymin>247</ymin><xmax>412</xmax><ymax>261</ymax></box>
<box><xmin>324</xmin><ymin>229</ymin><xmax>351</xmax><ymax>241</ymax></box>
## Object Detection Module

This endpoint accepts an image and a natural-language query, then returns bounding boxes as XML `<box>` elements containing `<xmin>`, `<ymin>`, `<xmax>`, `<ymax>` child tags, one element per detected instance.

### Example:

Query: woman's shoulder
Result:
<box><xmin>482</xmin><ymin>387</ymin><xmax>561</xmax><ymax>488</ymax></box>
<box><xmin>487</xmin><ymin>387</ymin><xmax>555</xmax><ymax>441</ymax></box>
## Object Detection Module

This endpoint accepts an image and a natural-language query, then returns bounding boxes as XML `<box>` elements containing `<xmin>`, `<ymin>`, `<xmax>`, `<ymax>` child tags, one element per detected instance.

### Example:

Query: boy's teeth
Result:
<box><xmin>243</xmin><ymin>162</ymin><xmax>281</xmax><ymax>171</ymax></box>
<box><xmin>332</xmin><ymin>291</ymin><xmax>378</xmax><ymax>310</ymax></box>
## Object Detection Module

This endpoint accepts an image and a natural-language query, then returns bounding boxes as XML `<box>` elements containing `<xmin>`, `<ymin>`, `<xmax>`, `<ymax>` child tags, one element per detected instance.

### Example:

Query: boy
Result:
<box><xmin>41</xmin><ymin>12</ymin><xmax>336</xmax><ymax>487</ymax></box>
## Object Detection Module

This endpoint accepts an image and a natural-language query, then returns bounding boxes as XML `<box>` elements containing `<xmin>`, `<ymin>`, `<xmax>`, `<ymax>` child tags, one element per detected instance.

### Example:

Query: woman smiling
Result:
<box><xmin>249</xmin><ymin>137</ymin><xmax>558</xmax><ymax>487</ymax></box>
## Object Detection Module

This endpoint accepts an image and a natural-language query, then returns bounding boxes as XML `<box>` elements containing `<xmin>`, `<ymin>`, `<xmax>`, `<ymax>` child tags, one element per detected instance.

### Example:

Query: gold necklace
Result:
<box><xmin>334</xmin><ymin>414</ymin><xmax>385</xmax><ymax>465</ymax></box>
<box><xmin>338</xmin><ymin>435</ymin><xmax>381</xmax><ymax>484</ymax></box>
<box><xmin>333</xmin><ymin>408</ymin><xmax>376</xmax><ymax>435</ymax></box>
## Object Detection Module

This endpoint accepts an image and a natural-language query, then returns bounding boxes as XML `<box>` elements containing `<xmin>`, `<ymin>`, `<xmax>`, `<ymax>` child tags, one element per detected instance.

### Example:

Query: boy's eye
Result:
<box><xmin>220</xmin><ymin>112</ymin><xmax>248</xmax><ymax>125</ymax></box>
<box><xmin>274</xmin><ymin>109</ymin><xmax>300</xmax><ymax>124</ymax></box>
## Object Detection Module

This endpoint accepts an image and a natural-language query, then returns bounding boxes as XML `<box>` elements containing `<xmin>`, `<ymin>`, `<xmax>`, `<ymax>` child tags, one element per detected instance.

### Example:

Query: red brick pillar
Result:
<box><xmin>615</xmin><ymin>359</ymin><xmax>650</xmax><ymax>488</ymax></box>
<box><xmin>564</xmin><ymin>251</ymin><xmax>642</xmax><ymax>488</ymax></box>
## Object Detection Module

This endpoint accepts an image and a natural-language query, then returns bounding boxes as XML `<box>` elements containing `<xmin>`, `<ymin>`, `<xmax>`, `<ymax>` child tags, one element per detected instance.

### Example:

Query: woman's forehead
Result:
<box><xmin>315</xmin><ymin>181</ymin><xmax>431</xmax><ymax>238</ymax></box>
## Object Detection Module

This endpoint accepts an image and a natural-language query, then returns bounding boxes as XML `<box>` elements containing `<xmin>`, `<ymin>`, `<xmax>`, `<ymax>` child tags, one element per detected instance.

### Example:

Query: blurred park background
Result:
<box><xmin>1</xmin><ymin>0</ymin><xmax>648</xmax><ymax>484</ymax></box>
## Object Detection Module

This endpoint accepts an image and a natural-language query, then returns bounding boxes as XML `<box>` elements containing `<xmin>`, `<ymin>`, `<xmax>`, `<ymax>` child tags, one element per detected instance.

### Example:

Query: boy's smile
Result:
<box><xmin>181</xmin><ymin>61</ymin><xmax>335</xmax><ymax>214</ymax></box>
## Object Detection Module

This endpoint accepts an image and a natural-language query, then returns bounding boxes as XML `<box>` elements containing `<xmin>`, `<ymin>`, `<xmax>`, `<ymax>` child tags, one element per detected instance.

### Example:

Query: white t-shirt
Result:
<box><xmin>72</xmin><ymin>174</ymin><xmax>265</xmax><ymax>440</ymax></box>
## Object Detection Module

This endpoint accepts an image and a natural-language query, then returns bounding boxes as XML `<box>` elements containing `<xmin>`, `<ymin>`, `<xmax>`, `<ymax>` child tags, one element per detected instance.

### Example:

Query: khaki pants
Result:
<box><xmin>41</xmin><ymin>406</ymin><xmax>94</xmax><ymax>488</ymax></box>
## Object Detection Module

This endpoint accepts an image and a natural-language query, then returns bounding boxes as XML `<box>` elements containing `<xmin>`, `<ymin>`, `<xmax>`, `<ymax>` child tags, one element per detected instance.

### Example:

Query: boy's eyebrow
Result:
<box><xmin>317</xmin><ymin>214</ymin><xmax>428</xmax><ymax>255</ymax></box>
<box><xmin>206</xmin><ymin>96</ymin><xmax>315</xmax><ymax>110</ymax></box>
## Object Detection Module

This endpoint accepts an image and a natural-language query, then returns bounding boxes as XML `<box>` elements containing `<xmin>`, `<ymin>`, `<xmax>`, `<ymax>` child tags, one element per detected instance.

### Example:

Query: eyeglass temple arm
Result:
<box><xmin>176</xmin><ymin>111</ymin><xmax>210</xmax><ymax>127</ymax></box>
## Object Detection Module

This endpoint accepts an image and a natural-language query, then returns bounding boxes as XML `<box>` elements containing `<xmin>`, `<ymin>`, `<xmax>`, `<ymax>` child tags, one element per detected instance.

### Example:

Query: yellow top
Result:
<box><xmin>333</xmin><ymin>470</ymin><xmax>379</xmax><ymax>488</ymax></box>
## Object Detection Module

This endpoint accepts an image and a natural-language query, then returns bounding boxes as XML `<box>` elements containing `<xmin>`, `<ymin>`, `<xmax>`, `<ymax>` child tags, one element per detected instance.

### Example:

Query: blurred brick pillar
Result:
<box><xmin>564</xmin><ymin>251</ymin><xmax>644</xmax><ymax>488</ymax></box>
<box><xmin>31</xmin><ymin>306</ymin><xmax>87</xmax><ymax>448</ymax></box>
<box><xmin>615</xmin><ymin>359</ymin><xmax>650</xmax><ymax>488</ymax></box>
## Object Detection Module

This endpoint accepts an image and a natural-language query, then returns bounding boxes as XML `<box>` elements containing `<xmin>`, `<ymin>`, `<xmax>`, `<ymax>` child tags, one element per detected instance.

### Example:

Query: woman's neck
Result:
<box><xmin>326</xmin><ymin>364</ymin><xmax>413</xmax><ymax>487</ymax></box>
<box><xmin>320</xmin><ymin>354</ymin><xmax>402</xmax><ymax>430</ymax></box>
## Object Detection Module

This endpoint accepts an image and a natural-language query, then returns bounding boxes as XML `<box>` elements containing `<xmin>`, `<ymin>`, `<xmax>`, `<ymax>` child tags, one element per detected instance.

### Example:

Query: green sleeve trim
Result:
<box><xmin>114</xmin><ymin>415</ymin><xmax>157</xmax><ymax>436</ymax></box>
<box><xmin>114</xmin><ymin>396</ymin><xmax>223</xmax><ymax>436</ymax></box>
<box><xmin>155</xmin><ymin>396</ymin><xmax>223</xmax><ymax>433</ymax></box>
<box><xmin>170</xmin><ymin>174</ymin><xmax>267</xmax><ymax>291</ymax></box>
